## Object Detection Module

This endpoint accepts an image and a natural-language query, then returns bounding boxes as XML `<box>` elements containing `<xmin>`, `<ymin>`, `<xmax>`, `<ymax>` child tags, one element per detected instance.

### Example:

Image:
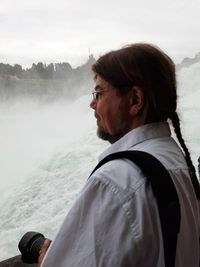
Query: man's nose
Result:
<box><xmin>90</xmin><ymin>99</ymin><xmax>97</xmax><ymax>109</ymax></box>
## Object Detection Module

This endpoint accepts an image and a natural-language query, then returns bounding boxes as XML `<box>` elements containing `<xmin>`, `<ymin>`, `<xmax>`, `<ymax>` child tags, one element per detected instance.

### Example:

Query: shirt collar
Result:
<box><xmin>99</xmin><ymin>122</ymin><xmax>171</xmax><ymax>161</ymax></box>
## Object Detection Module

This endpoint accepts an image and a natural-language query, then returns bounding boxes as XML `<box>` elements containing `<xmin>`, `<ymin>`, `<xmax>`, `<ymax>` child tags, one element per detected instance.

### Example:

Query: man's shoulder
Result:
<box><xmin>89</xmin><ymin>157</ymin><xmax>146</xmax><ymax>199</ymax></box>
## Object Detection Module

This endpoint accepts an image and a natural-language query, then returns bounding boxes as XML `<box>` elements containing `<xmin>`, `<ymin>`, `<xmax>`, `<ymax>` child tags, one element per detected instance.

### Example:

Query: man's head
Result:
<box><xmin>90</xmin><ymin>43</ymin><xmax>177</xmax><ymax>143</ymax></box>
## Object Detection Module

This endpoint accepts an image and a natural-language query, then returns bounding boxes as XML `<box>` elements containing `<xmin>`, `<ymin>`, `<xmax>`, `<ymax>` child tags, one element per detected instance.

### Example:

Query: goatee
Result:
<box><xmin>97</xmin><ymin>127</ymin><xmax>121</xmax><ymax>144</ymax></box>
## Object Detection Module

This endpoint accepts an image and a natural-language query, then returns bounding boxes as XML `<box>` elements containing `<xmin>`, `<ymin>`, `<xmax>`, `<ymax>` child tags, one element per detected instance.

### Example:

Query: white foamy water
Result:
<box><xmin>177</xmin><ymin>62</ymin><xmax>200</xmax><ymax>166</ymax></box>
<box><xmin>0</xmin><ymin>63</ymin><xmax>200</xmax><ymax>261</ymax></box>
<box><xmin>0</xmin><ymin>95</ymin><xmax>108</xmax><ymax>260</ymax></box>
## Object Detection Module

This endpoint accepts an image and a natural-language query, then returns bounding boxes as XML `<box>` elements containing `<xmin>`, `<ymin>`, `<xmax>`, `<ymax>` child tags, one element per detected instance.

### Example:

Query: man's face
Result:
<box><xmin>90</xmin><ymin>75</ymin><xmax>133</xmax><ymax>144</ymax></box>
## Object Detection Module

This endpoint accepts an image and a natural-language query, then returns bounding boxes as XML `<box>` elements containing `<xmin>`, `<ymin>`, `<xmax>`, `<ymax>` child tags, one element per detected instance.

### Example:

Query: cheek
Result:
<box><xmin>102</xmin><ymin>107</ymin><xmax>119</xmax><ymax>132</ymax></box>
<box><xmin>96</xmin><ymin>103</ymin><xmax>112</xmax><ymax>128</ymax></box>
<box><xmin>96</xmin><ymin>101</ymin><xmax>107</xmax><ymax>118</ymax></box>
<box><xmin>96</xmin><ymin>97</ymin><xmax>123</xmax><ymax>129</ymax></box>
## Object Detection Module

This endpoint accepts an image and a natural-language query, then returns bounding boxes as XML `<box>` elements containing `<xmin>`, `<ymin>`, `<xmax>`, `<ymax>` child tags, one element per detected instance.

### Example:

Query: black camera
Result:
<box><xmin>18</xmin><ymin>231</ymin><xmax>46</xmax><ymax>264</ymax></box>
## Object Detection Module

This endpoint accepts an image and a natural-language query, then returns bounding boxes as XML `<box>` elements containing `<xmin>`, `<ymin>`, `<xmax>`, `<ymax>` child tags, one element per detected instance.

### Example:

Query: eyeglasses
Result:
<box><xmin>92</xmin><ymin>90</ymin><xmax>108</xmax><ymax>101</ymax></box>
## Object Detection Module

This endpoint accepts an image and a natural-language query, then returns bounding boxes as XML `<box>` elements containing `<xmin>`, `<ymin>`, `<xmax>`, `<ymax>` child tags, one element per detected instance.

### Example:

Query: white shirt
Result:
<box><xmin>41</xmin><ymin>122</ymin><xmax>200</xmax><ymax>267</ymax></box>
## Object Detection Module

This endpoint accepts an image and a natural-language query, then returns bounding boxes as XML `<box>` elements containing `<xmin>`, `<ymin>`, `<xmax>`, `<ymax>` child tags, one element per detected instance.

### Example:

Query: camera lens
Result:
<box><xmin>18</xmin><ymin>231</ymin><xmax>45</xmax><ymax>264</ymax></box>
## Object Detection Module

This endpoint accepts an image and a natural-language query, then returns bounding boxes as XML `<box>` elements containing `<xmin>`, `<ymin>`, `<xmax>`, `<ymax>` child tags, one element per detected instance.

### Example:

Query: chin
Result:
<box><xmin>97</xmin><ymin>127</ymin><xmax>120</xmax><ymax>144</ymax></box>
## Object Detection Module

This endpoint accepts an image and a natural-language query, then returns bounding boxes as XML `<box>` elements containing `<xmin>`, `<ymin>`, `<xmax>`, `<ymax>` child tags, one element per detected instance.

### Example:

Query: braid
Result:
<box><xmin>170</xmin><ymin>112</ymin><xmax>200</xmax><ymax>199</ymax></box>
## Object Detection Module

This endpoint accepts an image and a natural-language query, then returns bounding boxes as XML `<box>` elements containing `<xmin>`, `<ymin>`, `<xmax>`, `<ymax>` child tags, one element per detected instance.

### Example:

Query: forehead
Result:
<box><xmin>95</xmin><ymin>75</ymin><xmax>115</xmax><ymax>91</ymax></box>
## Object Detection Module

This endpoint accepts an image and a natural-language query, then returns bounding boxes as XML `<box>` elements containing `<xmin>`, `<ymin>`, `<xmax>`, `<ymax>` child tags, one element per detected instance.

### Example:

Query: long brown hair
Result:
<box><xmin>92</xmin><ymin>43</ymin><xmax>200</xmax><ymax>198</ymax></box>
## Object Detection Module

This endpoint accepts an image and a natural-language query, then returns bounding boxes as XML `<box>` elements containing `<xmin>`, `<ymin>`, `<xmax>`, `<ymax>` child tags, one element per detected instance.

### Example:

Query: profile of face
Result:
<box><xmin>90</xmin><ymin>75</ymin><xmax>145</xmax><ymax>144</ymax></box>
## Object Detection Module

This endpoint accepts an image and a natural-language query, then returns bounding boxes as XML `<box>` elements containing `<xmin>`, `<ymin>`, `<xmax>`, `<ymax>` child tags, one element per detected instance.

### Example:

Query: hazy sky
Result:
<box><xmin>1</xmin><ymin>0</ymin><xmax>200</xmax><ymax>67</ymax></box>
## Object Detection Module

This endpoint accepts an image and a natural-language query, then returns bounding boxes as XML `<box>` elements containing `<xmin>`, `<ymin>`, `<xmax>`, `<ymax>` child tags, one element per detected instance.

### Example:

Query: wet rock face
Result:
<box><xmin>0</xmin><ymin>256</ymin><xmax>36</xmax><ymax>267</ymax></box>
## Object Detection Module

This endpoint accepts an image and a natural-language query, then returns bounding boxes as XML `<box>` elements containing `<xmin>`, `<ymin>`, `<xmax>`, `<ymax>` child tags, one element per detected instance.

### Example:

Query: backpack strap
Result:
<box><xmin>89</xmin><ymin>150</ymin><xmax>181</xmax><ymax>267</ymax></box>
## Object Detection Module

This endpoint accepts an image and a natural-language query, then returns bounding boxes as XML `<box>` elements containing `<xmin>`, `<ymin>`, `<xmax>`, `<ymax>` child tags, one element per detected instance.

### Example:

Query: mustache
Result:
<box><xmin>95</xmin><ymin>112</ymin><xmax>100</xmax><ymax>120</ymax></box>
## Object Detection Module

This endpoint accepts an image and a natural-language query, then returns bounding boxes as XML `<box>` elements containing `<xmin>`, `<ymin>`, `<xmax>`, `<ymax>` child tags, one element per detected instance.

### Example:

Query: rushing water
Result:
<box><xmin>0</xmin><ymin>63</ymin><xmax>200</xmax><ymax>261</ymax></box>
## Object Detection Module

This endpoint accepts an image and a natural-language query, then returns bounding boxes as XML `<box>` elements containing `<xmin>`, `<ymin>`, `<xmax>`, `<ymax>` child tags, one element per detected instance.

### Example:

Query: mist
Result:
<box><xmin>0</xmin><ymin>96</ymin><xmax>95</xmax><ymax>190</ymax></box>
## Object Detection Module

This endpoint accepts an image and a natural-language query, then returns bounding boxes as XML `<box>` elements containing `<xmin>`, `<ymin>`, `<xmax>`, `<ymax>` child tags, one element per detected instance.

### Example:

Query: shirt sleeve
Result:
<box><xmin>41</xmin><ymin>175</ymin><xmax>139</xmax><ymax>267</ymax></box>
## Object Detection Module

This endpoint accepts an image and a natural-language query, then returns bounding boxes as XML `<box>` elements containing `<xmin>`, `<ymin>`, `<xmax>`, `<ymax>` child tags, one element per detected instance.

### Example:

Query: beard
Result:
<box><xmin>95</xmin><ymin>95</ymin><xmax>133</xmax><ymax>144</ymax></box>
<box><xmin>96</xmin><ymin>111</ymin><xmax>132</xmax><ymax>144</ymax></box>
<box><xmin>97</xmin><ymin>127</ymin><xmax>118</xmax><ymax>144</ymax></box>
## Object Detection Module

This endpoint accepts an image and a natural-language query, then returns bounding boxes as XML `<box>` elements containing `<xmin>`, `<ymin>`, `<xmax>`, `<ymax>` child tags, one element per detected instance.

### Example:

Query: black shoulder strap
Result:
<box><xmin>90</xmin><ymin>150</ymin><xmax>181</xmax><ymax>267</ymax></box>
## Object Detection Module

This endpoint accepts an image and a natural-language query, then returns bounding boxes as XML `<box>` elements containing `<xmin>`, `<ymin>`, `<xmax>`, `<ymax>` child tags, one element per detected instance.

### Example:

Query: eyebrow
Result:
<box><xmin>94</xmin><ymin>85</ymin><xmax>104</xmax><ymax>91</ymax></box>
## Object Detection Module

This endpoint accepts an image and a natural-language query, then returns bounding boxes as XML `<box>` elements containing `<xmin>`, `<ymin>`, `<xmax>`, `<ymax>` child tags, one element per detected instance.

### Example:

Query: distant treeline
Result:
<box><xmin>0</xmin><ymin>55</ymin><xmax>96</xmax><ymax>101</ymax></box>
<box><xmin>0</xmin><ymin>55</ymin><xmax>95</xmax><ymax>80</ymax></box>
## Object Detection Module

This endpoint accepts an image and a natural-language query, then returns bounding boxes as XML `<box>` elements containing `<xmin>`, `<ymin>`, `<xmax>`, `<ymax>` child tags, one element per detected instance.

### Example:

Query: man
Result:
<box><xmin>39</xmin><ymin>43</ymin><xmax>200</xmax><ymax>267</ymax></box>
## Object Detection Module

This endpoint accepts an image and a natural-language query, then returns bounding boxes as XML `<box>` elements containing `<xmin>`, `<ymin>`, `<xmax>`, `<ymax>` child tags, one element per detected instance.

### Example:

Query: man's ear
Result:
<box><xmin>129</xmin><ymin>86</ymin><xmax>145</xmax><ymax>116</ymax></box>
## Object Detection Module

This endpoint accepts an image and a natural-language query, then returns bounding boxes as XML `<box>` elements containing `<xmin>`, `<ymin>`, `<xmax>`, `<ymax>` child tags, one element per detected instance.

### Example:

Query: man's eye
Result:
<box><xmin>92</xmin><ymin>90</ymin><xmax>105</xmax><ymax>100</ymax></box>
<box><xmin>96</xmin><ymin>92</ymin><xmax>102</xmax><ymax>99</ymax></box>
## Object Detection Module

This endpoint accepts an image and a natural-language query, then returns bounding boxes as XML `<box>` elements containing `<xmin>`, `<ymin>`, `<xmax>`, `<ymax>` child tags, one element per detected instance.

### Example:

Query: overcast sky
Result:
<box><xmin>1</xmin><ymin>0</ymin><xmax>200</xmax><ymax>67</ymax></box>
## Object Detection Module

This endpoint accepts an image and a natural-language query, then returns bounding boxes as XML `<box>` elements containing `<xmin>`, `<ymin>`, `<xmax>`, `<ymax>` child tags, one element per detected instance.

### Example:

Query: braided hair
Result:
<box><xmin>170</xmin><ymin>112</ymin><xmax>200</xmax><ymax>198</ymax></box>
